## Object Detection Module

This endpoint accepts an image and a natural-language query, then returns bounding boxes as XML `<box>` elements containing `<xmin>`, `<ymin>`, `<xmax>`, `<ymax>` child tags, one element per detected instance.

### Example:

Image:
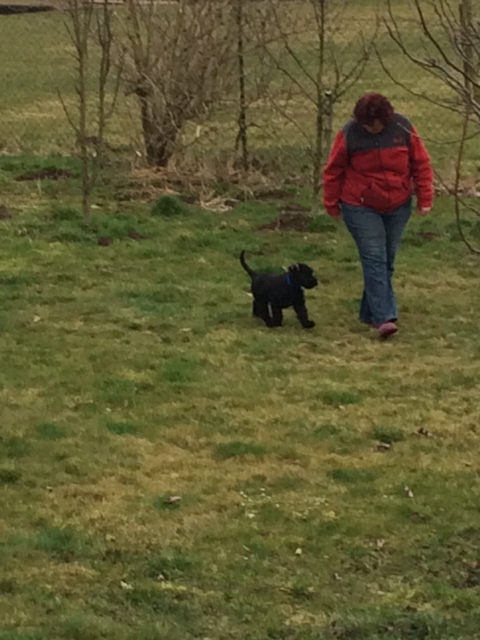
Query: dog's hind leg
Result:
<box><xmin>271</xmin><ymin>305</ymin><xmax>283</xmax><ymax>327</ymax></box>
<box><xmin>256</xmin><ymin>299</ymin><xmax>274</xmax><ymax>327</ymax></box>
<box><xmin>252</xmin><ymin>299</ymin><xmax>260</xmax><ymax>317</ymax></box>
<box><xmin>293</xmin><ymin>302</ymin><xmax>315</xmax><ymax>329</ymax></box>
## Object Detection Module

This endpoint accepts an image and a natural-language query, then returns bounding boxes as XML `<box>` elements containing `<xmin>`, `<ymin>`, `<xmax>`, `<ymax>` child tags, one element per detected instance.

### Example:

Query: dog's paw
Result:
<box><xmin>303</xmin><ymin>320</ymin><xmax>315</xmax><ymax>329</ymax></box>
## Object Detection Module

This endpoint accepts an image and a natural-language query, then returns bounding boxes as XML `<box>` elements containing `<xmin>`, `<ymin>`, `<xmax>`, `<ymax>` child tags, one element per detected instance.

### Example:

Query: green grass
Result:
<box><xmin>213</xmin><ymin>441</ymin><xmax>270</xmax><ymax>460</ymax></box>
<box><xmin>1</xmin><ymin>1</ymin><xmax>480</xmax><ymax>637</ymax></box>
<box><xmin>35</xmin><ymin>422</ymin><xmax>68</xmax><ymax>440</ymax></box>
<box><xmin>0</xmin><ymin>175</ymin><xmax>479</xmax><ymax>637</ymax></box>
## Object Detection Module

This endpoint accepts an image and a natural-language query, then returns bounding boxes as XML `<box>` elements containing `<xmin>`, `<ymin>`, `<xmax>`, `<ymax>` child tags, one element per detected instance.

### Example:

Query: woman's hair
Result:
<box><xmin>353</xmin><ymin>93</ymin><xmax>394</xmax><ymax>126</ymax></box>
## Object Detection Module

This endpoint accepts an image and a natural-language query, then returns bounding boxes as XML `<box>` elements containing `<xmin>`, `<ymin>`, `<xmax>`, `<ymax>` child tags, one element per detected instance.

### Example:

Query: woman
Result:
<box><xmin>323</xmin><ymin>92</ymin><xmax>433</xmax><ymax>338</ymax></box>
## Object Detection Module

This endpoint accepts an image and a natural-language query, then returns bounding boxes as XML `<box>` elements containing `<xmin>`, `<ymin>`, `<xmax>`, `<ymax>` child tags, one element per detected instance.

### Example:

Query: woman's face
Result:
<box><xmin>362</xmin><ymin>119</ymin><xmax>384</xmax><ymax>134</ymax></box>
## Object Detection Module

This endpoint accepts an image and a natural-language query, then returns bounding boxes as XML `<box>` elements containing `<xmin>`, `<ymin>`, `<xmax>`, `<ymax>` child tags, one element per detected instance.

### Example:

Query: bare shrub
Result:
<box><xmin>120</xmin><ymin>0</ymin><xmax>237</xmax><ymax>168</ymax></box>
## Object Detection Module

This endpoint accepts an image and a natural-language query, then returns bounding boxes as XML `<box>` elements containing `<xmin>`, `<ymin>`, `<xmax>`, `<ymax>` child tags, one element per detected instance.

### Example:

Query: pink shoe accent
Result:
<box><xmin>378</xmin><ymin>321</ymin><xmax>398</xmax><ymax>338</ymax></box>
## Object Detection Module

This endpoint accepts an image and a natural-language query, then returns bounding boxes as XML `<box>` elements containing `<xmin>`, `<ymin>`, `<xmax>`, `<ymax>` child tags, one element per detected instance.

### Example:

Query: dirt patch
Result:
<box><xmin>127</xmin><ymin>230</ymin><xmax>147</xmax><ymax>241</ymax></box>
<box><xmin>97</xmin><ymin>236</ymin><xmax>114</xmax><ymax>247</ymax></box>
<box><xmin>418</xmin><ymin>231</ymin><xmax>442</xmax><ymax>241</ymax></box>
<box><xmin>256</xmin><ymin>211</ymin><xmax>312</xmax><ymax>232</ymax></box>
<box><xmin>0</xmin><ymin>4</ymin><xmax>55</xmax><ymax>14</ymax></box>
<box><xmin>0</xmin><ymin>205</ymin><xmax>12</xmax><ymax>220</ymax></box>
<box><xmin>15</xmin><ymin>167</ymin><xmax>73</xmax><ymax>181</ymax></box>
<box><xmin>404</xmin><ymin>230</ymin><xmax>442</xmax><ymax>247</ymax></box>
<box><xmin>254</xmin><ymin>188</ymin><xmax>295</xmax><ymax>201</ymax></box>
<box><xmin>252</xmin><ymin>245</ymin><xmax>280</xmax><ymax>256</ymax></box>
<box><xmin>464</xmin><ymin>563</ymin><xmax>480</xmax><ymax>588</ymax></box>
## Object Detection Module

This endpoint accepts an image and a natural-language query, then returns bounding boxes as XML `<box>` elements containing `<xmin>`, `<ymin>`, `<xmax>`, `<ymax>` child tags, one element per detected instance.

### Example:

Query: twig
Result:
<box><xmin>453</xmin><ymin>103</ymin><xmax>480</xmax><ymax>254</ymax></box>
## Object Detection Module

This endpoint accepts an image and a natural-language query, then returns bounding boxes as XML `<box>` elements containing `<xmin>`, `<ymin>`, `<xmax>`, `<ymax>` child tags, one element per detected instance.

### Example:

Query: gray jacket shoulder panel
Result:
<box><xmin>343</xmin><ymin>113</ymin><xmax>412</xmax><ymax>154</ymax></box>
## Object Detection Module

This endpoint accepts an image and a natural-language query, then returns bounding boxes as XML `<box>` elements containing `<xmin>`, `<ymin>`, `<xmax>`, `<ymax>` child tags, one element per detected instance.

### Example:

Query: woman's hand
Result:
<box><xmin>417</xmin><ymin>207</ymin><xmax>431</xmax><ymax>216</ymax></box>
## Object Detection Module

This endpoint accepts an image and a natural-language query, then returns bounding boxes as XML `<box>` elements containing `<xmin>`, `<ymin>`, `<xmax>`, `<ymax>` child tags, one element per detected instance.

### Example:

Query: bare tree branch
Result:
<box><xmin>374</xmin><ymin>42</ymin><xmax>464</xmax><ymax>114</ymax></box>
<box><xmin>453</xmin><ymin>104</ymin><xmax>480</xmax><ymax>253</ymax></box>
<box><xmin>384</xmin><ymin>0</ymin><xmax>480</xmax><ymax>118</ymax></box>
<box><xmin>120</xmin><ymin>0</ymin><xmax>237</xmax><ymax>167</ymax></box>
<box><xmin>254</xmin><ymin>0</ymin><xmax>375</xmax><ymax>214</ymax></box>
<box><xmin>60</xmin><ymin>0</ymin><xmax>119</xmax><ymax>223</ymax></box>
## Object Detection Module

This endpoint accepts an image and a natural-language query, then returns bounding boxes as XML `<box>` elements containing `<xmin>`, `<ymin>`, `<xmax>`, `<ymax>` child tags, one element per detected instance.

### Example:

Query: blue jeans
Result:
<box><xmin>341</xmin><ymin>200</ymin><xmax>412</xmax><ymax>326</ymax></box>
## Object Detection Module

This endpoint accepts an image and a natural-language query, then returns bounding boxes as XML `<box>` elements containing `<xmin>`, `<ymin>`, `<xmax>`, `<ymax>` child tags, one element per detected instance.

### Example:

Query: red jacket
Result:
<box><xmin>323</xmin><ymin>113</ymin><xmax>433</xmax><ymax>217</ymax></box>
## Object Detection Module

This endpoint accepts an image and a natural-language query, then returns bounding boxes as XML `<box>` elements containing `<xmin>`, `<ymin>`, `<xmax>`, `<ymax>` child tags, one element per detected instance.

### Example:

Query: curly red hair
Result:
<box><xmin>353</xmin><ymin>93</ymin><xmax>394</xmax><ymax>127</ymax></box>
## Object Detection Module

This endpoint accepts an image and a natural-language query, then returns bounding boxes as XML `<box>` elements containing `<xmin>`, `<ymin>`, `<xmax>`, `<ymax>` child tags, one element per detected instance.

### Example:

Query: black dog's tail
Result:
<box><xmin>240</xmin><ymin>250</ymin><xmax>256</xmax><ymax>279</ymax></box>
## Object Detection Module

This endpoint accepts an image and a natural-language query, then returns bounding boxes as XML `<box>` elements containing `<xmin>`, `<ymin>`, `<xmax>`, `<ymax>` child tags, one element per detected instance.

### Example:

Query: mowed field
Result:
<box><xmin>1</xmin><ymin>1</ymin><xmax>480</xmax><ymax>639</ymax></box>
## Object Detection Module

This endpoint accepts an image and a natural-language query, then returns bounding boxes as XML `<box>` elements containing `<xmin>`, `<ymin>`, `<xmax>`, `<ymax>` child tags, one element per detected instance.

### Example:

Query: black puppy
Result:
<box><xmin>240</xmin><ymin>250</ymin><xmax>317</xmax><ymax>329</ymax></box>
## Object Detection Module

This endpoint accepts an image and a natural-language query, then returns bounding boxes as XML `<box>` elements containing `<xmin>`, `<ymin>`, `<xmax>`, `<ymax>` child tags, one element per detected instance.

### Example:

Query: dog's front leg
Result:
<box><xmin>271</xmin><ymin>305</ymin><xmax>283</xmax><ymax>327</ymax></box>
<box><xmin>294</xmin><ymin>303</ymin><xmax>315</xmax><ymax>329</ymax></box>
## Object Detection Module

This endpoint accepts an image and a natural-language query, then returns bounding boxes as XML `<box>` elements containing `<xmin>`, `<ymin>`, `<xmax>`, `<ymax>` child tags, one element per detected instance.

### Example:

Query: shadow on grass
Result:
<box><xmin>213</xmin><ymin>441</ymin><xmax>270</xmax><ymax>460</ymax></box>
<box><xmin>35</xmin><ymin>525</ymin><xmax>91</xmax><ymax>562</ymax></box>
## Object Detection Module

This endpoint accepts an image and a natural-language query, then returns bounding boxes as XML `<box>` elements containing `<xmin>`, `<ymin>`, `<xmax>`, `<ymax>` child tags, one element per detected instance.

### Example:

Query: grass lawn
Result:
<box><xmin>0</xmin><ymin>155</ymin><xmax>480</xmax><ymax>638</ymax></box>
<box><xmin>1</xmin><ymin>1</ymin><xmax>480</xmax><ymax>637</ymax></box>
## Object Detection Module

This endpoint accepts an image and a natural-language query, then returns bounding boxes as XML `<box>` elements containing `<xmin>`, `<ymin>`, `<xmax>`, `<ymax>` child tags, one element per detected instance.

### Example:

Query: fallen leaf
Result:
<box><xmin>165</xmin><ymin>495</ymin><xmax>182</xmax><ymax>504</ymax></box>
<box><xmin>295</xmin><ymin>547</ymin><xmax>303</xmax><ymax>556</ymax></box>
<box><xmin>416</xmin><ymin>427</ymin><xmax>433</xmax><ymax>437</ymax></box>
<box><xmin>120</xmin><ymin>581</ymin><xmax>133</xmax><ymax>591</ymax></box>
<box><xmin>33</xmin><ymin>315</ymin><xmax>41</xmax><ymax>323</ymax></box>
<box><xmin>410</xmin><ymin>511</ymin><xmax>428</xmax><ymax>523</ymax></box>
<box><xmin>129</xmin><ymin>230</ymin><xmax>147</xmax><ymax>241</ymax></box>
<box><xmin>97</xmin><ymin>236</ymin><xmax>113</xmax><ymax>246</ymax></box>
<box><xmin>375</xmin><ymin>442</ymin><xmax>391</xmax><ymax>452</ymax></box>
<box><xmin>159</xmin><ymin>582</ymin><xmax>188</xmax><ymax>592</ymax></box>
<box><xmin>404</xmin><ymin>486</ymin><xmax>414</xmax><ymax>499</ymax></box>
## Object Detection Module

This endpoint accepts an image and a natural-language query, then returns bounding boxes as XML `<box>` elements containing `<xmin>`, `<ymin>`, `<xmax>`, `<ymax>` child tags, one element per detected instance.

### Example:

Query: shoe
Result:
<box><xmin>378</xmin><ymin>321</ymin><xmax>398</xmax><ymax>338</ymax></box>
